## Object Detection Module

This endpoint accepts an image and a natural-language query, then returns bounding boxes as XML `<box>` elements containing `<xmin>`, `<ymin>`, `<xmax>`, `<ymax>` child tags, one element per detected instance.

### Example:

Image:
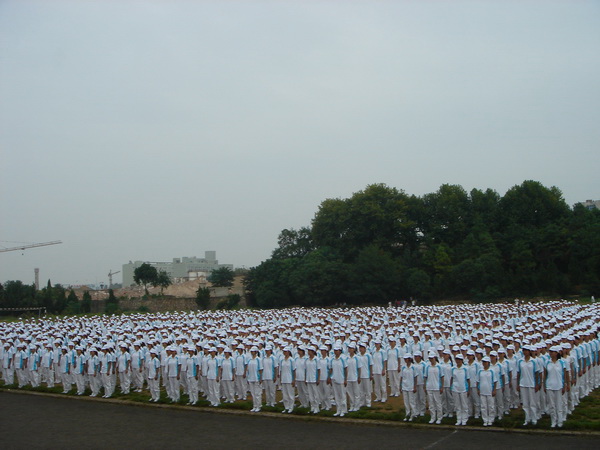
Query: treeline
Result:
<box><xmin>244</xmin><ymin>181</ymin><xmax>600</xmax><ymax>308</ymax></box>
<box><xmin>0</xmin><ymin>280</ymin><xmax>92</xmax><ymax>315</ymax></box>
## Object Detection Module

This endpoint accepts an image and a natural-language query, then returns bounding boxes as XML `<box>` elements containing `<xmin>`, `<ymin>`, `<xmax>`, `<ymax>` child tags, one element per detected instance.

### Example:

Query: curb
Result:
<box><xmin>1</xmin><ymin>388</ymin><xmax>599</xmax><ymax>437</ymax></box>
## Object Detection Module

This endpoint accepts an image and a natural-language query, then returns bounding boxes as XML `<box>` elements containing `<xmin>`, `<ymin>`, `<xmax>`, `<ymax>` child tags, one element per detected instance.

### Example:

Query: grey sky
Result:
<box><xmin>1</xmin><ymin>0</ymin><xmax>599</xmax><ymax>287</ymax></box>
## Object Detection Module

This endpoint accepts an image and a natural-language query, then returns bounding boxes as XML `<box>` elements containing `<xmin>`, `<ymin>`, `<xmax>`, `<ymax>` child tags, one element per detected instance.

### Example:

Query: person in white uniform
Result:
<box><xmin>245</xmin><ymin>346</ymin><xmax>263</xmax><ymax>412</ymax></box>
<box><xmin>371</xmin><ymin>340</ymin><xmax>387</xmax><ymax>403</ymax></box>
<box><xmin>305</xmin><ymin>346</ymin><xmax>321</xmax><ymax>414</ymax></box>
<box><xmin>386</xmin><ymin>337</ymin><xmax>401</xmax><ymax>397</ymax></box>
<box><xmin>424</xmin><ymin>351</ymin><xmax>444</xmax><ymax>424</ymax></box>
<box><xmin>329</xmin><ymin>345</ymin><xmax>348</xmax><ymax>417</ymax></box>
<box><xmin>86</xmin><ymin>347</ymin><xmax>101</xmax><ymax>397</ymax></box>
<box><xmin>345</xmin><ymin>343</ymin><xmax>361</xmax><ymax>412</ymax></box>
<box><xmin>146</xmin><ymin>348</ymin><xmax>161</xmax><ymax>402</ymax></box>
<box><xmin>220</xmin><ymin>348</ymin><xmax>236</xmax><ymax>403</ymax></box>
<box><xmin>478</xmin><ymin>356</ymin><xmax>497</xmax><ymax>426</ymax></box>
<box><xmin>400</xmin><ymin>354</ymin><xmax>417</xmax><ymax>421</ymax></box>
<box><xmin>358</xmin><ymin>342</ymin><xmax>373</xmax><ymax>408</ymax></box>
<box><xmin>262</xmin><ymin>346</ymin><xmax>278</xmax><ymax>407</ymax></box>
<box><xmin>450</xmin><ymin>353</ymin><xmax>470</xmax><ymax>426</ymax></box>
<box><xmin>279</xmin><ymin>346</ymin><xmax>296</xmax><ymax>413</ymax></box>
<box><xmin>545</xmin><ymin>345</ymin><xmax>569</xmax><ymax>428</ymax></box>
<box><xmin>234</xmin><ymin>344</ymin><xmax>248</xmax><ymax>400</ymax></box>
<box><xmin>517</xmin><ymin>345</ymin><xmax>540</xmax><ymax>425</ymax></box>
<box><xmin>294</xmin><ymin>346</ymin><xmax>309</xmax><ymax>409</ymax></box>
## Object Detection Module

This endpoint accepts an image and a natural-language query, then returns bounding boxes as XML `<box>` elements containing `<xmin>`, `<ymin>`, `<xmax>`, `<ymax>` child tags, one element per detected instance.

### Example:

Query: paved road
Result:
<box><xmin>0</xmin><ymin>391</ymin><xmax>597</xmax><ymax>450</ymax></box>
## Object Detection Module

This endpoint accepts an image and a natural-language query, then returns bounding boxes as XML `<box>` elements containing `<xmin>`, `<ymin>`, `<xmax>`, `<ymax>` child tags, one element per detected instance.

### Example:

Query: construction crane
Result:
<box><xmin>0</xmin><ymin>240</ymin><xmax>62</xmax><ymax>253</ymax></box>
<box><xmin>108</xmin><ymin>270</ymin><xmax>121</xmax><ymax>289</ymax></box>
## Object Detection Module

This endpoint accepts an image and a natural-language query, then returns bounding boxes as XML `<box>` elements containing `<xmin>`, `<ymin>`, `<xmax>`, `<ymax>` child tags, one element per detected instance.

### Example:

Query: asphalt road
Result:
<box><xmin>0</xmin><ymin>391</ymin><xmax>597</xmax><ymax>450</ymax></box>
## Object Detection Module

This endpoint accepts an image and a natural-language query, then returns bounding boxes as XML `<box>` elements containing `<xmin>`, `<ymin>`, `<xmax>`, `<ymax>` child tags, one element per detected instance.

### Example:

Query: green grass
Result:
<box><xmin>2</xmin><ymin>379</ymin><xmax>599</xmax><ymax>431</ymax></box>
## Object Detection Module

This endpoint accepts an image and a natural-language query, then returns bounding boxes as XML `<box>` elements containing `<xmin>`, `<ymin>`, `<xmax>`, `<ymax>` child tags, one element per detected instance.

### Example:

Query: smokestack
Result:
<box><xmin>35</xmin><ymin>268</ymin><xmax>40</xmax><ymax>291</ymax></box>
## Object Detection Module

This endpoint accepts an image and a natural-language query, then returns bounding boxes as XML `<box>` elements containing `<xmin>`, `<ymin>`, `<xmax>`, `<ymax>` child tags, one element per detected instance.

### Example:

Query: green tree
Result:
<box><xmin>64</xmin><ymin>289</ymin><xmax>81</xmax><ymax>314</ymax></box>
<box><xmin>0</xmin><ymin>280</ymin><xmax>37</xmax><ymax>309</ymax></box>
<box><xmin>195</xmin><ymin>286</ymin><xmax>211</xmax><ymax>310</ymax></box>
<box><xmin>499</xmin><ymin>180</ymin><xmax>570</xmax><ymax>228</ymax></box>
<box><xmin>227</xmin><ymin>293</ymin><xmax>241</xmax><ymax>309</ymax></box>
<box><xmin>345</xmin><ymin>245</ymin><xmax>401</xmax><ymax>304</ymax></box>
<box><xmin>288</xmin><ymin>247</ymin><xmax>347</xmax><ymax>306</ymax></box>
<box><xmin>311</xmin><ymin>184</ymin><xmax>416</xmax><ymax>260</ymax></box>
<box><xmin>154</xmin><ymin>270</ymin><xmax>172</xmax><ymax>295</ymax></box>
<box><xmin>272</xmin><ymin>227</ymin><xmax>314</xmax><ymax>259</ymax></box>
<box><xmin>209</xmin><ymin>267</ymin><xmax>234</xmax><ymax>287</ymax></box>
<box><xmin>81</xmin><ymin>291</ymin><xmax>92</xmax><ymax>313</ymax></box>
<box><xmin>134</xmin><ymin>263</ymin><xmax>158</xmax><ymax>296</ymax></box>
<box><xmin>105</xmin><ymin>289</ymin><xmax>120</xmax><ymax>314</ymax></box>
<box><xmin>404</xmin><ymin>268</ymin><xmax>431</xmax><ymax>299</ymax></box>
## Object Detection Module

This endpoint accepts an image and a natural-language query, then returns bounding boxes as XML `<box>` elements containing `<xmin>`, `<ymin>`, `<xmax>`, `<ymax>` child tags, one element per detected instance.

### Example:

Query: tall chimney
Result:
<box><xmin>35</xmin><ymin>268</ymin><xmax>40</xmax><ymax>291</ymax></box>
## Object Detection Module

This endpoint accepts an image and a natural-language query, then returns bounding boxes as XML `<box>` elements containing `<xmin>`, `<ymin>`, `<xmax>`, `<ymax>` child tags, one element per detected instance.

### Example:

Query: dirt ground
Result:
<box><xmin>73</xmin><ymin>276</ymin><xmax>245</xmax><ymax>301</ymax></box>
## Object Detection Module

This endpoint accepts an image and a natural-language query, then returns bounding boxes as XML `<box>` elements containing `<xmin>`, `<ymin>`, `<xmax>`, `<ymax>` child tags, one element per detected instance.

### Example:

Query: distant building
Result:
<box><xmin>577</xmin><ymin>199</ymin><xmax>600</xmax><ymax>211</ymax></box>
<box><xmin>122</xmin><ymin>251</ymin><xmax>233</xmax><ymax>287</ymax></box>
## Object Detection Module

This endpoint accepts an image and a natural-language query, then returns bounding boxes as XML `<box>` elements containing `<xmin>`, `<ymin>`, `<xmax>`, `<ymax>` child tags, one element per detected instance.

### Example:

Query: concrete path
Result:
<box><xmin>0</xmin><ymin>391</ymin><xmax>597</xmax><ymax>450</ymax></box>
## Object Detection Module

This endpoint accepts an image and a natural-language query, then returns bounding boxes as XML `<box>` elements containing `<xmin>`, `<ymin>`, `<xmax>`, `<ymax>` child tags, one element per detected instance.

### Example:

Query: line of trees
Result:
<box><xmin>0</xmin><ymin>280</ymin><xmax>92</xmax><ymax>315</ymax></box>
<box><xmin>244</xmin><ymin>181</ymin><xmax>600</xmax><ymax>308</ymax></box>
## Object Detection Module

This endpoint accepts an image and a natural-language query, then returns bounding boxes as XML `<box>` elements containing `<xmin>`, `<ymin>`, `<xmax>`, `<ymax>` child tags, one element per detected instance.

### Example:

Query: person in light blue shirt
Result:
<box><xmin>400</xmin><ymin>354</ymin><xmax>417</xmax><ymax>421</ymax></box>
<box><xmin>220</xmin><ymin>348</ymin><xmax>236</xmax><ymax>403</ymax></box>
<box><xmin>146</xmin><ymin>348</ymin><xmax>161</xmax><ymax>402</ymax></box>
<box><xmin>450</xmin><ymin>354</ymin><xmax>470</xmax><ymax>426</ymax></box>
<box><xmin>244</xmin><ymin>346</ymin><xmax>263</xmax><ymax>412</ymax></box>
<box><xmin>424</xmin><ymin>352</ymin><xmax>444</xmax><ymax>424</ymax></box>
<box><xmin>329</xmin><ymin>345</ymin><xmax>348</xmax><ymax>417</ymax></box>
<box><xmin>262</xmin><ymin>346</ymin><xmax>278</xmax><ymax>407</ymax></box>
<box><xmin>477</xmin><ymin>357</ymin><xmax>497</xmax><ymax>427</ymax></box>
<box><xmin>279</xmin><ymin>347</ymin><xmax>296</xmax><ymax>413</ymax></box>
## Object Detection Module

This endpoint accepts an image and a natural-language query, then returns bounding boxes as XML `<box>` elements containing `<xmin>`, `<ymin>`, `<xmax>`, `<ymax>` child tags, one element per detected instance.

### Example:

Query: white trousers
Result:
<box><xmin>427</xmin><ymin>390</ymin><xmax>443</xmax><ymax>421</ymax></box>
<box><xmin>221</xmin><ymin>379</ymin><xmax>235</xmax><ymax>402</ymax></box>
<box><xmin>453</xmin><ymin>391</ymin><xmax>469</xmax><ymax>423</ymax></box>
<box><xmin>332</xmin><ymin>382</ymin><xmax>347</xmax><ymax>414</ymax></box>
<box><xmin>359</xmin><ymin>378</ymin><xmax>372</xmax><ymax>407</ymax></box>
<box><xmin>249</xmin><ymin>381</ymin><xmax>263</xmax><ymax>410</ymax></box>
<box><xmin>346</xmin><ymin>381</ymin><xmax>360</xmax><ymax>411</ymax></box>
<box><xmin>546</xmin><ymin>389</ymin><xmax>564</xmax><ymax>426</ymax></box>
<box><xmin>373</xmin><ymin>373</ymin><xmax>387</xmax><ymax>401</ymax></box>
<box><xmin>281</xmin><ymin>383</ymin><xmax>295</xmax><ymax>410</ymax></box>
<box><xmin>520</xmin><ymin>387</ymin><xmax>538</xmax><ymax>423</ymax></box>
<box><xmin>388</xmin><ymin>370</ymin><xmax>400</xmax><ymax>396</ymax></box>
<box><xmin>402</xmin><ymin>389</ymin><xmax>417</xmax><ymax>418</ymax></box>
<box><xmin>480</xmin><ymin>394</ymin><xmax>496</xmax><ymax>424</ymax></box>
<box><xmin>263</xmin><ymin>379</ymin><xmax>276</xmax><ymax>406</ymax></box>
<box><xmin>307</xmin><ymin>382</ymin><xmax>320</xmax><ymax>412</ymax></box>
<box><xmin>296</xmin><ymin>381</ymin><xmax>309</xmax><ymax>408</ymax></box>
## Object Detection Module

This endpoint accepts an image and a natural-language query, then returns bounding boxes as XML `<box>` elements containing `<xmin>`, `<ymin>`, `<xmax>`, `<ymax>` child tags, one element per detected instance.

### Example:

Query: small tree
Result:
<box><xmin>195</xmin><ymin>286</ymin><xmax>211</xmax><ymax>310</ymax></box>
<box><xmin>154</xmin><ymin>270</ymin><xmax>172</xmax><ymax>295</ymax></box>
<box><xmin>105</xmin><ymin>288</ymin><xmax>120</xmax><ymax>314</ymax></box>
<box><xmin>208</xmin><ymin>267</ymin><xmax>234</xmax><ymax>287</ymax></box>
<box><xmin>64</xmin><ymin>289</ymin><xmax>81</xmax><ymax>314</ymax></box>
<box><xmin>134</xmin><ymin>263</ymin><xmax>158</xmax><ymax>296</ymax></box>
<box><xmin>227</xmin><ymin>293</ymin><xmax>241</xmax><ymax>309</ymax></box>
<box><xmin>81</xmin><ymin>291</ymin><xmax>92</xmax><ymax>313</ymax></box>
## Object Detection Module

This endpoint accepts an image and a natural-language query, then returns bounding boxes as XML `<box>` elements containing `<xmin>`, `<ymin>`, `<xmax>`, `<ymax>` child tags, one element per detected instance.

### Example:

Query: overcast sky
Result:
<box><xmin>1</xmin><ymin>0</ymin><xmax>599</xmax><ymax>287</ymax></box>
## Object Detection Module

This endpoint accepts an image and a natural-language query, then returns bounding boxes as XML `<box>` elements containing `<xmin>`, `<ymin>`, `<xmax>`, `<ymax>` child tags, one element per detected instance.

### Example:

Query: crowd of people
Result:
<box><xmin>1</xmin><ymin>300</ymin><xmax>598</xmax><ymax>428</ymax></box>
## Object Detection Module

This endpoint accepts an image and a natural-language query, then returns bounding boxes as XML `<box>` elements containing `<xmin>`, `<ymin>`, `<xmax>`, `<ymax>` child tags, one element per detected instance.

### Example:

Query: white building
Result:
<box><xmin>577</xmin><ymin>199</ymin><xmax>600</xmax><ymax>211</ymax></box>
<box><xmin>122</xmin><ymin>251</ymin><xmax>233</xmax><ymax>287</ymax></box>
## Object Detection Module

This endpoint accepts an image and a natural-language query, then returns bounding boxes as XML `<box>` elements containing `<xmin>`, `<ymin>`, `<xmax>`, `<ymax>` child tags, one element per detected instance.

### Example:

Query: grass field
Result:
<box><xmin>2</xmin><ymin>380</ymin><xmax>598</xmax><ymax>432</ymax></box>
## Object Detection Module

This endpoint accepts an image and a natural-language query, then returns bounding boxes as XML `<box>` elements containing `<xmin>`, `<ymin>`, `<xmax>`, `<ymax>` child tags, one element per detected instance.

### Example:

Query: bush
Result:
<box><xmin>227</xmin><ymin>294</ymin><xmax>241</xmax><ymax>309</ymax></box>
<box><xmin>105</xmin><ymin>303</ymin><xmax>120</xmax><ymax>315</ymax></box>
<box><xmin>195</xmin><ymin>287</ymin><xmax>211</xmax><ymax>310</ymax></box>
<box><xmin>215</xmin><ymin>299</ymin><xmax>228</xmax><ymax>310</ymax></box>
